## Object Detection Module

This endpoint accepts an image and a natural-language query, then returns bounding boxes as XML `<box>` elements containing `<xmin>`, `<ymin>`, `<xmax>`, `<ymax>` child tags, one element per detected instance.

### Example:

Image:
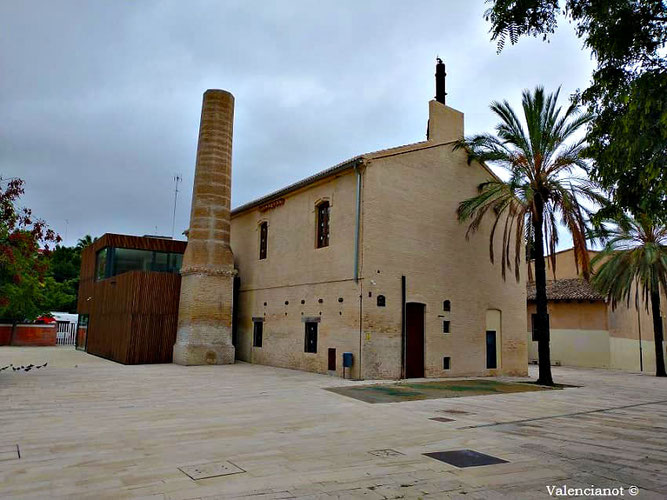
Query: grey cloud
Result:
<box><xmin>1</xmin><ymin>1</ymin><xmax>594</xmax><ymax>247</ymax></box>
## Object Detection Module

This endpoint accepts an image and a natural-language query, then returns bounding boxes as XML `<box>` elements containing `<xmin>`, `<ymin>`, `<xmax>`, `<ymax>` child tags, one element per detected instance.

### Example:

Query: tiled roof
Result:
<box><xmin>527</xmin><ymin>278</ymin><xmax>605</xmax><ymax>301</ymax></box>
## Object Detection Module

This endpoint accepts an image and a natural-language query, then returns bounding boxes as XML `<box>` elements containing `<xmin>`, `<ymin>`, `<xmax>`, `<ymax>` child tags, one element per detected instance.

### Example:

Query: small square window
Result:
<box><xmin>443</xmin><ymin>320</ymin><xmax>450</xmax><ymax>333</ymax></box>
<box><xmin>377</xmin><ymin>295</ymin><xmax>386</xmax><ymax>307</ymax></box>
<box><xmin>443</xmin><ymin>357</ymin><xmax>451</xmax><ymax>370</ymax></box>
<box><xmin>253</xmin><ymin>321</ymin><xmax>263</xmax><ymax>347</ymax></box>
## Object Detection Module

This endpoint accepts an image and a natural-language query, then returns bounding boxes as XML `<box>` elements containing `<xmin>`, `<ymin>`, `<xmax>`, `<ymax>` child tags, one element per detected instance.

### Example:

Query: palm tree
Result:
<box><xmin>455</xmin><ymin>86</ymin><xmax>604</xmax><ymax>386</ymax></box>
<box><xmin>76</xmin><ymin>235</ymin><xmax>96</xmax><ymax>250</ymax></box>
<box><xmin>591</xmin><ymin>214</ymin><xmax>667</xmax><ymax>377</ymax></box>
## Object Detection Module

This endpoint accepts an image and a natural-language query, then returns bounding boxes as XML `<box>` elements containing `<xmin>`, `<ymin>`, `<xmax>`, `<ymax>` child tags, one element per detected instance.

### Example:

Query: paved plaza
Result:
<box><xmin>1</xmin><ymin>347</ymin><xmax>666</xmax><ymax>499</ymax></box>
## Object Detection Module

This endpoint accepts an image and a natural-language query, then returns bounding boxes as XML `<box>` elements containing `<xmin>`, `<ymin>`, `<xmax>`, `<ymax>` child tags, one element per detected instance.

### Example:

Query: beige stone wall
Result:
<box><xmin>528</xmin><ymin>248</ymin><xmax>600</xmax><ymax>280</ymax></box>
<box><xmin>231</xmin><ymin>172</ymin><xmax>365</xmax><ymax>378</ymax></box>
<box><xmin>526</xmin><ymin>301</ymin><xmax>608</xmax><ymax>331</ymax></box>
<box><xmin>526</xmin><ymin>300</ymin><xmax>667</xmax><ymax>372</ymax></box>
<box><xmin>360</xmin><ymin>139</ymin><xmax>527</xmax><ymax>378</ymax></box>
<box><xmin>230</xmin><ymin>100</ymin><xmax>527</xmax><ymax>379</ymax></box>
<box><xmin>526</xmin><ymin>329</ymin><xmax>611</xmax><ymax>368</ymax></box>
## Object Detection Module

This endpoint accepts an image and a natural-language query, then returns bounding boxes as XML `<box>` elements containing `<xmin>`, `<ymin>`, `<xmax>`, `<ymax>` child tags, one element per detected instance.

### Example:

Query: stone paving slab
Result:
<box><xmin>1</xmin><ymin>347</ymin><xmax>666</xmax><ymax>499</ymax></box>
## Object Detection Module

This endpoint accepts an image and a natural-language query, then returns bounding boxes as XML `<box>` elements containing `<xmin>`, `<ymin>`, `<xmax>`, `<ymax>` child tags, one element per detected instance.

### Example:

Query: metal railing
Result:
<box><xmin>56</xmin><ymin>321</ymin><xmax>77</xmax><ymax>346</ymax></box>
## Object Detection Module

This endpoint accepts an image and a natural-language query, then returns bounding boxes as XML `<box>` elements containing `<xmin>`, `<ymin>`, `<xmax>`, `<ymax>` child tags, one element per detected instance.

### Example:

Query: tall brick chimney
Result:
<box><xmin>173</xmin><ymin>89</ymin><xmax>236</xmax><ymax>365</ymax></box>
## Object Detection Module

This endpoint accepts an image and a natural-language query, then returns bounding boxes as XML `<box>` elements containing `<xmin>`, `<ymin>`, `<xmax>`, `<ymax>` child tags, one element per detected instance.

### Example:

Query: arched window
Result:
<box><xmin>316</xmin><ymin>201</ymin><xmax>330</xmax><ymax>248</ymax></box>
<box><xmin>259</xmin><ymin>222</ymin><xmax>268</xmax><ymax>260</ymax></box>
<box><xmin>443</xmin><ymin>300</ymin><xmax>451</xmax><ymax>311</ymax></box>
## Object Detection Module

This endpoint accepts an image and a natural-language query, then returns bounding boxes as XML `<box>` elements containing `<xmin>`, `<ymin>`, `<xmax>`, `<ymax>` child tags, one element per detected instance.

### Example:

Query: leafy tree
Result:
<box><xmin>42</xmin><ymin>245</ymin><xmax>81</xmax><ymax>312</ymax></box>
<box><xmin>484</xmin><ymin>0</ymin><xmax>667</xmax><ymax>218</ymax></box>
<box><xmin>455</xmin><ymin>87</ymin><xmax>604</xmax><ymax>385</ymax></box>
<box><xmin>0</xmin><ymin>177</ymin><xmax>60</xmax><ymax>335</ymax></box>
<box><xmin>591</xmin><ymin>214</ymin><xmax>667</xmax><ymax>376</ymax></box>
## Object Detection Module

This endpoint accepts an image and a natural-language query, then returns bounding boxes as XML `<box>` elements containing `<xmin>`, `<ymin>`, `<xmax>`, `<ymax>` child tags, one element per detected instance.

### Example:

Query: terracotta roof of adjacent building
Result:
<box><xmin>527</xmin><ymin>278</ymin><xmax>605</xmax><ymax>302</ymax></box>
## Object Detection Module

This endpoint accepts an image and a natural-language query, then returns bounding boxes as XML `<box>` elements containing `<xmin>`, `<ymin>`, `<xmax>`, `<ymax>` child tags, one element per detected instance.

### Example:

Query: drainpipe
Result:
<box><xmin>353</xmin><ymin>162</ymin><xmax>362</xmax><ymax>283</ymax></box>
<box><xmin>354</xmin><ymin>161</ymin><xmax>363</xmax><ymax>379</ymax></box>
<box><xmin>401</xmin><ymin>275</ymin><xmax>406</xmax><ymax>379</ymax></box>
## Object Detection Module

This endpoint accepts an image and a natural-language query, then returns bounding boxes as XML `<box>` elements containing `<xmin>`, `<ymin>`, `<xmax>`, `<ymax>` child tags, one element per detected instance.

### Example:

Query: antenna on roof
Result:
<box><xmin>171</xmin><ymin>174</ymin><xmax>182</xmax><ymax>238</ymax></box>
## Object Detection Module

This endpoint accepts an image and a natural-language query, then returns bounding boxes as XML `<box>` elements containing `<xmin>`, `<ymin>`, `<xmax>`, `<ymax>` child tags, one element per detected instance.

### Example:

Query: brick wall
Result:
<box><xmin>0</xmin><ymin>324</ymin><xmax>57</xmax><ymax>346</ymax></box>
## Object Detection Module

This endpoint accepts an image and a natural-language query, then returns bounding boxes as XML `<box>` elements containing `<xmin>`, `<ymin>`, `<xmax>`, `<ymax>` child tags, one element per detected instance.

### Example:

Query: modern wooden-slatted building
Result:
<box><xmin>76</xmin><ymin>234</ymin><xmax>187</xmax><ymax>364</ymax></box>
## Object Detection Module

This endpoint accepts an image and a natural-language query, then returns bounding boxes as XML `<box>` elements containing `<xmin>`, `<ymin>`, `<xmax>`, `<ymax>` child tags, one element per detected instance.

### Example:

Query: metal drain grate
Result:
<box><xmin>368</xmin><ymin>449</ymin><xmax>405</xmax><ymax>458</ymax></box>
<box><xmin>179</xmin><ymin>460</ymin><xmax>245</xmax><ymax>480</ymax></box>
<box><xmin>423</xmin><ymin>449</ymin><xmax>508</xmax><ymax>468</ymax></box>
<box><xmin>0</xmin><ymin>444</ymin><xmax>20</xmax><ymax>462</ymax></box>
<box><xmin>439</xmin><ymin>409</ymin><xmax>471</xmax><ymax>415</ymax></box>
<box><xmin>429</xmin><ymin>417</ymin><xmax>455</xmax><ymax>423</ymax></box>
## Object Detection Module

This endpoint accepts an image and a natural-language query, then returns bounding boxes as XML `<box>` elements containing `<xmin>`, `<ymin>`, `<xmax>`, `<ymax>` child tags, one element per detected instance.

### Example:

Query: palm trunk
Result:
<box><xmin>650</xmin><ymin>290</ymin><xmax>666</xmax><ymax>377</ymax></box>
<box><xmin>533</xmin><ymin>196</ymin><xmax>554</xmax><ymax>386</ymax></box>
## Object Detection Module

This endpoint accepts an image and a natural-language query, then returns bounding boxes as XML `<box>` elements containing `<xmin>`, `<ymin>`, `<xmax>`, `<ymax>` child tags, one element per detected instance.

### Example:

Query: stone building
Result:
<box><xmin>226</xmin><ymin>61</ymin><xmax>528</xmax><ymax>379</ymax></box>
<box><xmin>527</xmin><ymin>248</ymin><xmax>667</xmax><ymax>373</ymax></box>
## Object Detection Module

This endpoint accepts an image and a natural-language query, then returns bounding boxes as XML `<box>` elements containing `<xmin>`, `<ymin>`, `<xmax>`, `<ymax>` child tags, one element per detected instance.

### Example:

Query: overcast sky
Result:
<box><xmin>1</xmin><ymin>0</ymin><xmax>595</xmax><ymax>247</ymax></box>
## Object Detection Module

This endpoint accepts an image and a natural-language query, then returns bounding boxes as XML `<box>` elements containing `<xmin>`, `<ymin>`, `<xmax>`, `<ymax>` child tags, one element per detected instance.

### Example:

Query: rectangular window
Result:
<box><xmin>316</xmin><ymin>202</ymin><xmax>330</xmax><ymax>248</ymax></box>
<box><xmin>443</xmin><ymin>320</ymin><xmax>450</xmax><ymax>333</ymax></box>
<box><xmin>304</xmin><ymin>322</ymin><xmax>318</xmax><ymax>353</ymax></box>
<box><xmin>259</xmin><ymin>222</ymin><xmax>268</xmax><ymax>260</ymax></box>
<box><xmin>328</xmin><ymin>348</ymin><xmax>336</xmax><ymax>370</ymax></box>
<box><xmin>253</xmin><ymin>321</ymin><xmax>263</xmax><ymax>347</ymax></box>
<box><xmin>531</xmin><ymin>313</ymin><xmax>550</xmax><ymax>341</ymax></box>
<box><xmin>95</xmin><ymin>248</ymin><xmax>109</xmax><ymax>280</ymax></box>
<box><xmin>486</xmin><ymin>330</ymin><xmax>497</xmax><ymax>369</ymax></box>
<box><xmin>95</xmin><ymin>247</ymin><xmax>183</xmax><ymax>280</ymax></box>
<box><xmin>443</xmin><ymin>356</ymin><xmax>451</xmax><ymax>370</ymax></box>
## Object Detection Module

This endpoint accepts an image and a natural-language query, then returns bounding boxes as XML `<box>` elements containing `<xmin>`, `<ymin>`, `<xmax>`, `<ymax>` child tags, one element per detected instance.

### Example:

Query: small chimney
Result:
<box><xmin>435</xmin><ymin>57</ymin><xmax>446</xmax><ymax>105</ymax></box>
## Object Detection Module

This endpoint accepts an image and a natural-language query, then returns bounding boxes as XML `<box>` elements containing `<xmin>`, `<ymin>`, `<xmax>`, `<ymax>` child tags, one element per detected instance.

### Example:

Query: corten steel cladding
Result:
<box><xmin>174</xmin><ymin>89</ymin><xmax>237</xmax><ymax>365</ymax></box>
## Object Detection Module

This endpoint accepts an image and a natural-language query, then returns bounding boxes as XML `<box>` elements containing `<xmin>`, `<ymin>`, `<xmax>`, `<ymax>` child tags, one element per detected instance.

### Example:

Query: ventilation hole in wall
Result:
<box><xmin>319</xmin><ymin>311</ymin><xmax>322</xmax><ymax>315</ymax></box>
<box><xmin>301</xmin><ymin>312</ymin><xmax>304</xmax><ymax>315</ymax></box>
<box><xmin>301</xmin><ymin>300</ymin><xmax>305</xmax><ymax>305</ymax></box>
<box><xmin>339</xmin><ymin>311</ymin><xmax>342</xmax><ymax>315</ymax></box>
<box><xmin>338</xmin><ymin>297</ymin><xmax>343</xmax><ymax>303</ymax></box>
<box><xmin>318</xmin><ymin>298</ymin><xmax>323</xmax><ymax>304</ymax></box>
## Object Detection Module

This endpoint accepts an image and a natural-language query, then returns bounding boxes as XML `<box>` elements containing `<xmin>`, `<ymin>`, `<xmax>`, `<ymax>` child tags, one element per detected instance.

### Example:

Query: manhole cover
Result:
<box><xmin>423</xmin><ymin>449</ymin><xmax>508</xmax><ymax>468</ymax></box>
<box><xmin>368</xmin><ymin>449</ymin><xmax>405</xmax><ymax>457</ymax></box>
<box><xmin>429</xmin><ymin>417</ymin><xmax>455</xmax><ymax>422</ymax></box>
<box><xmin>0</xmin><ymin>445</ymin><xmax>20</xmax><ymax>462</ymax></box>
<box><xmin>179</xmin><ymin>460</ymin><xmax>245</xmax><ymax>480</ymax></box>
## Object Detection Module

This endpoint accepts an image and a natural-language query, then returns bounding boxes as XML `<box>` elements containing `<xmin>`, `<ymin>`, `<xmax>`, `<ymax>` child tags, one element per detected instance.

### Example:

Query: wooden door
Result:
<box><xmin>406</xmin><ymin>303</ymin><xmax>425</xmax><ymax>378</ymax></box>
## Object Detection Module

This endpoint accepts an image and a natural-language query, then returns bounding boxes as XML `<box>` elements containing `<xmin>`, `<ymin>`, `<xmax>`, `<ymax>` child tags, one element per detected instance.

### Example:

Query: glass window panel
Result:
<box><xmin>95</xmin><ymin>248</ymin><xmax>108</xmax><ymax>280</ymax></box>
<box><xmin>113</xmin><ymin>248</ymin><xmax>153</xmax><ymax>275</ymax></box>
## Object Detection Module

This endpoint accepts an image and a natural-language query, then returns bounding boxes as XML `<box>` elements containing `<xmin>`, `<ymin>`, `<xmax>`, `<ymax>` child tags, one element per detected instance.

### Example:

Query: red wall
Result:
<box><xmin>0</xmin><ymin>324</ymin><xmax>57</xmax><ymax>346</ymax></box>
<box><xmin>0</xmin><ymin>325</ymin><xmax>10</xmax><ymax>345</ymax></box>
